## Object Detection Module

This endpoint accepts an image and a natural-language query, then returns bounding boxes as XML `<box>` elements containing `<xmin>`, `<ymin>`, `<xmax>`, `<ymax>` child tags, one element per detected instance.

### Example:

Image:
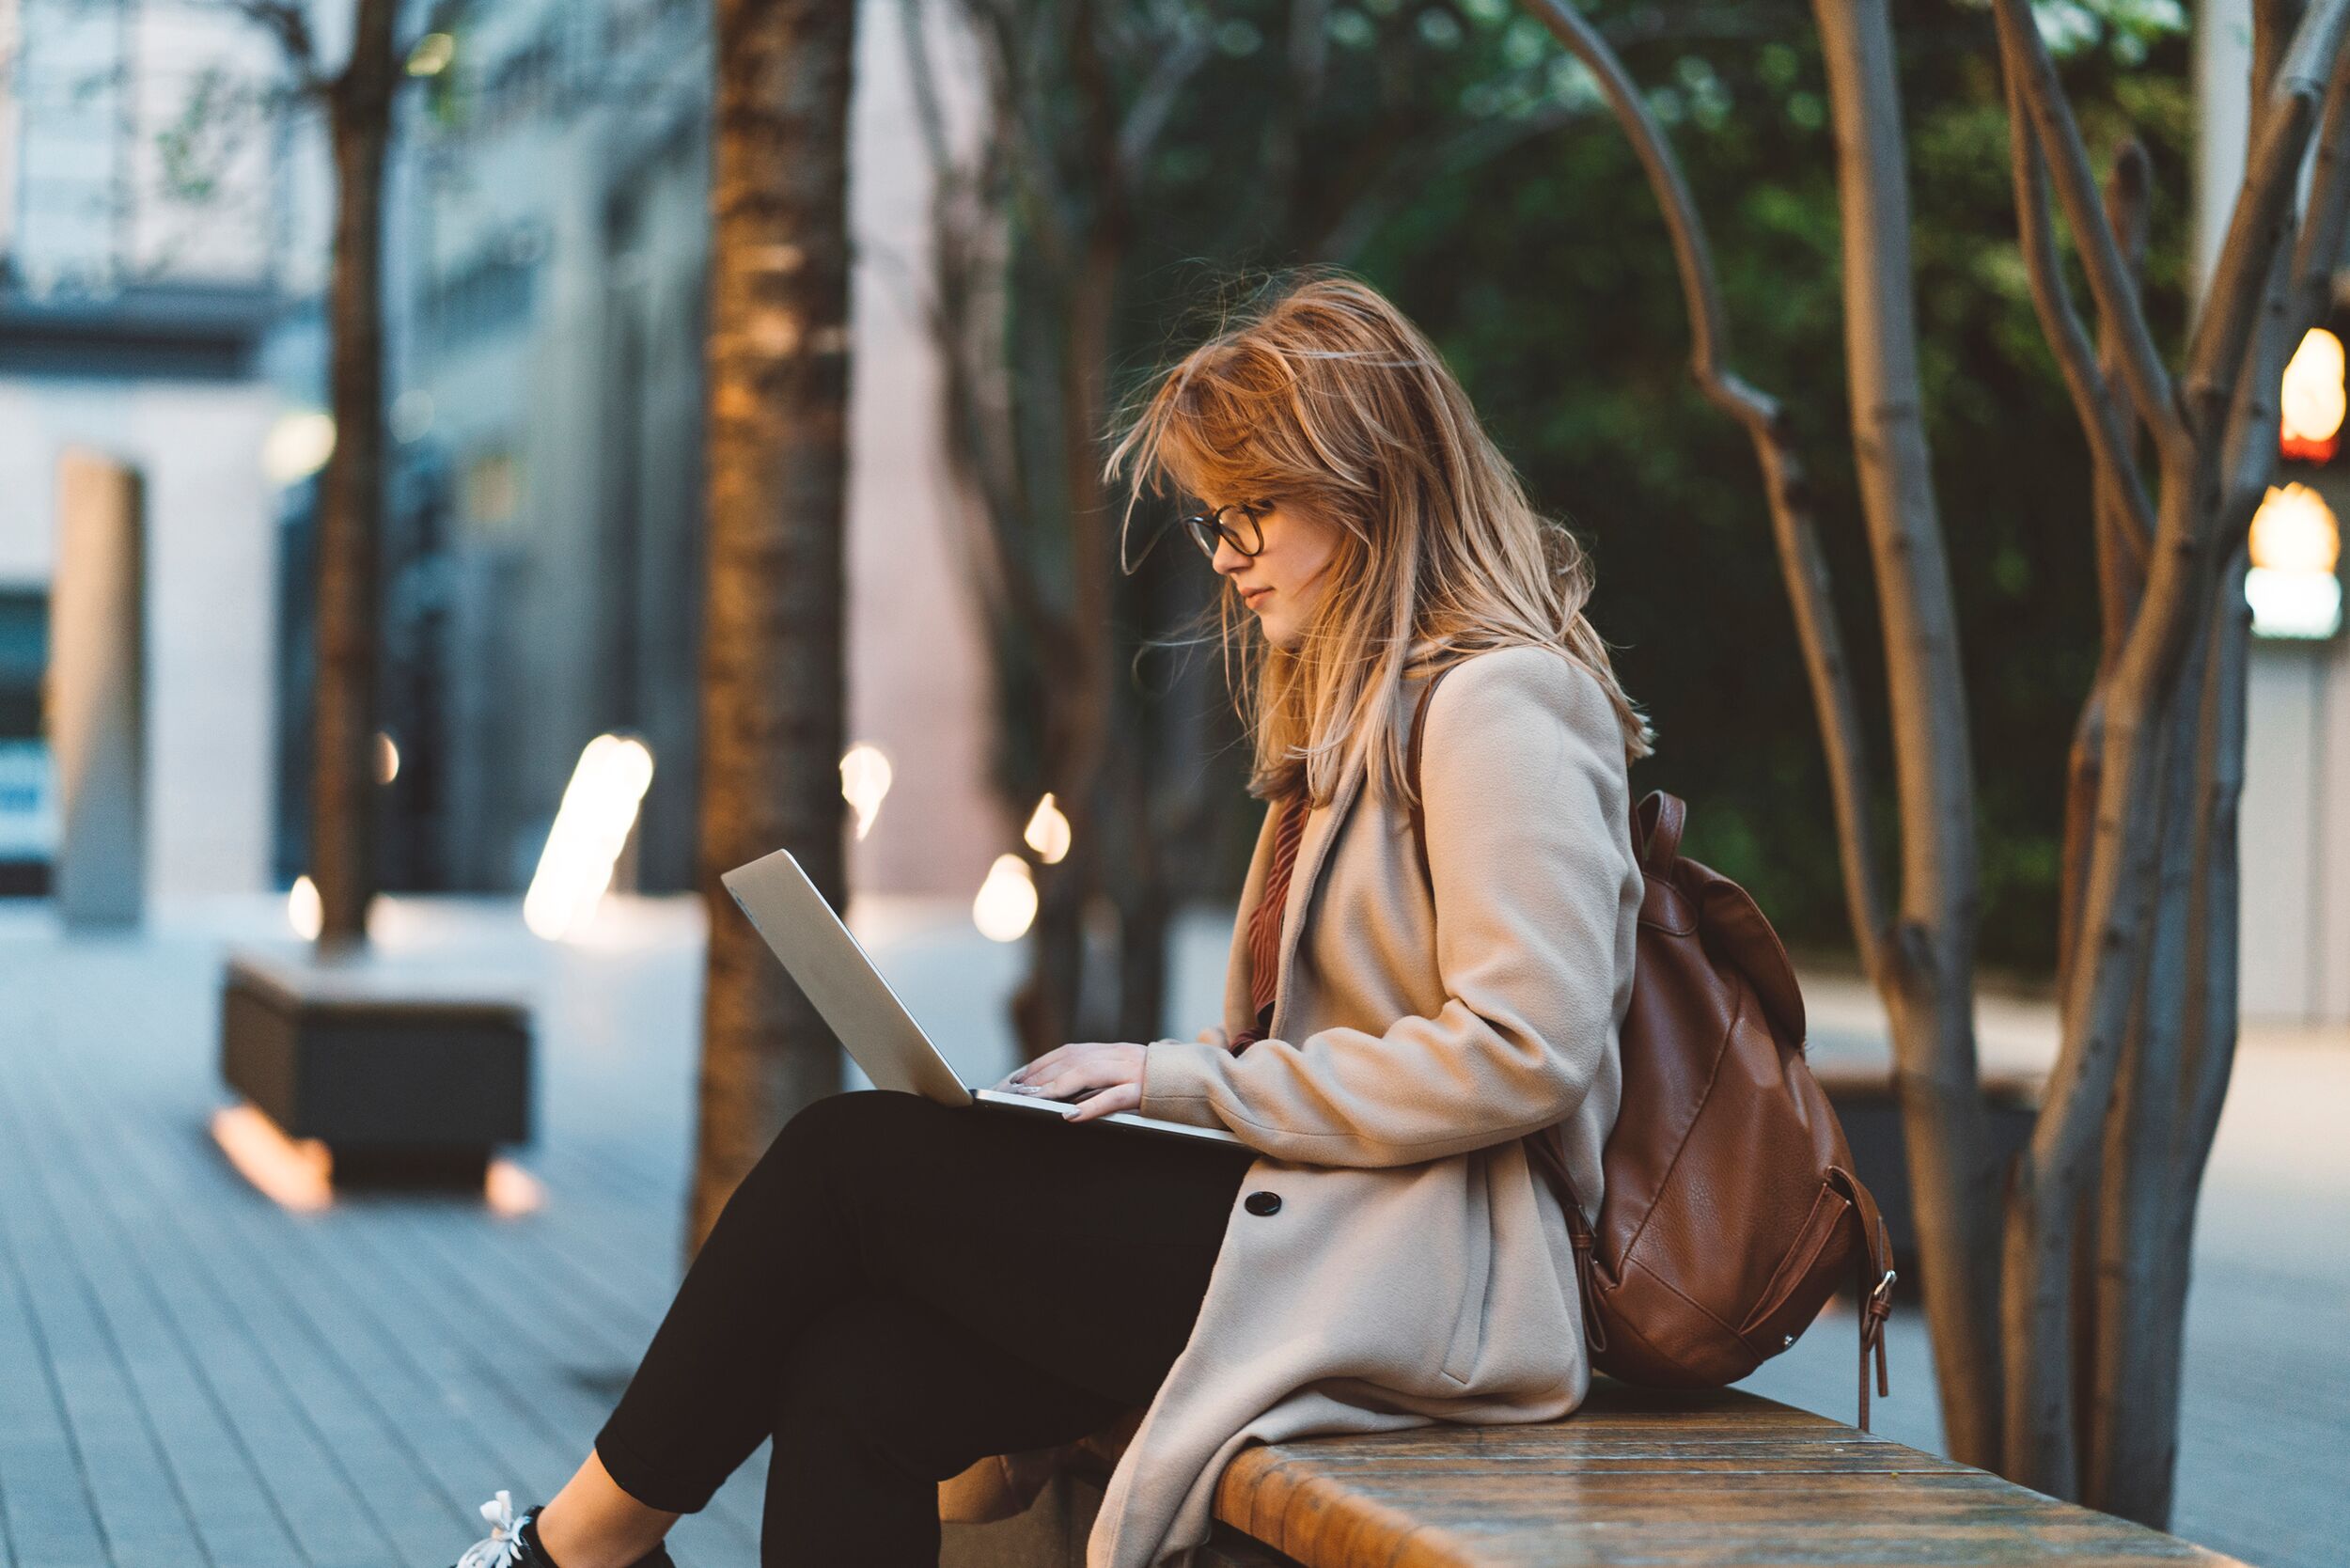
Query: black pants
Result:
<box><xmin>594</xmin><ymin>1089</ymin><xmax>1259</xmax><ymax>1566</ymax></box>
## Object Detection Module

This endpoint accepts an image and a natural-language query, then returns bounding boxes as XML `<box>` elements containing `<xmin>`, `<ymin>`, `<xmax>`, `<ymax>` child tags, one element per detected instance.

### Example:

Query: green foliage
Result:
<box><xmin>153</xmin><ymin>68</ymin><xmax>271</xmax><ymax>207</ymax></box>
<box><xmin>993</xmin><ymin>0</ymin><xmax>2192</xmax><ymax>974</ymax></box>
<box><xmin>1342</xmin><ymin>0</ymin><xmax>2190</xmax><ymax>973</ymax></box>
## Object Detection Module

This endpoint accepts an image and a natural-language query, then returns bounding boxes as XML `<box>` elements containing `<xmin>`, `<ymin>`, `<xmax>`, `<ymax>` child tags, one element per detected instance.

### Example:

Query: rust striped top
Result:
<box><xmin>1230</xmin><ymin>792</ymin><xmax>1309</xmax><ymax>1052</ymax></box>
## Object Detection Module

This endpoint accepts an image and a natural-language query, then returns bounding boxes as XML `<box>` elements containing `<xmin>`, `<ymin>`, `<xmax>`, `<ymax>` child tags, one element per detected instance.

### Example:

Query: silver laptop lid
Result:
<box><xmin>719</xmin><ymin>847</ymin><xmax>975</xmax><ymax>1107</ymax></box>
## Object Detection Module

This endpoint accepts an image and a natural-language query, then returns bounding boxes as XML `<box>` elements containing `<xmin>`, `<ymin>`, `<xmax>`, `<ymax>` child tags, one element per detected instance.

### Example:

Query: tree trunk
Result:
<box><xmin>689</xmin><ymin>0</ymin><xmax>856</xmax><ymax>1252</ymax></box>
<box><xmin>310</xmin><ymin>0</ymin><xmax>398</xmax><ymax>949</ymax></box>
<box><xmin>1810</xmin><ymin>0</ymin><xmax>2005</xmax><ymax>1468</ymax></box>
<box><xmin>2085</xmin><ymin>540</ymin><xmax>2254</xmax><ymax>1524</ymax></box>
<box><xmin>1111</xmin><ymin>685</ymin><xmax>1172</xmax><ymax>1042</ymax></box>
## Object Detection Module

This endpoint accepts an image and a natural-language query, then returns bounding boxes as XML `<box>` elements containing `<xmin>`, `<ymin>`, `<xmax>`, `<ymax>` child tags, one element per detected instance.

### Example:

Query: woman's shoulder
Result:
<box><xmin>1428</xmin><ymin>642</ymin><xmax>1614</xmax><ymax>737</ymax></box>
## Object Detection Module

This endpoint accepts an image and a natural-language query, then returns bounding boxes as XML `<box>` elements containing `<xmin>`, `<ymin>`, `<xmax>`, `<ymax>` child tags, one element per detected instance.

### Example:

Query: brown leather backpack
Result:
<box><xmin>1410</xmin><ymin>669</ymin><xmax>1898</xmax><ymax>1429</ymax></box>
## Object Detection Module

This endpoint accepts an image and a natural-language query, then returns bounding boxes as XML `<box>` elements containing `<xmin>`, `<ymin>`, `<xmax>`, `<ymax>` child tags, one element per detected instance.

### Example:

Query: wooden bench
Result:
<box><xmin>943</xmin><ymin>1380</ymin><xmax>2246</xmax><ymax>1567</ymax></box>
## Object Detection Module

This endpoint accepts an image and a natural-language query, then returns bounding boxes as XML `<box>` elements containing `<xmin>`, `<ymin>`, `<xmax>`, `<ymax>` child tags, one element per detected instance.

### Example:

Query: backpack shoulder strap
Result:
<box><xmin>1412</xmin><ymin>656</ymin><xmax>1665</xmax><ymax>886</ymax></box>
<box><xmin>1405</xmin><ymin>663</ymin><xmax>1459</xmax><ymax>888</ymax></box>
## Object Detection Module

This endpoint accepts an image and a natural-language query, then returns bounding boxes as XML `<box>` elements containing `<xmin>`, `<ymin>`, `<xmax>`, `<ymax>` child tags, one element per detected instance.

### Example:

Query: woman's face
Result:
<box><xmin>1208</xmin><ymin>496</ymin><xmax>1346</xmax><ymax>651</ymax></box>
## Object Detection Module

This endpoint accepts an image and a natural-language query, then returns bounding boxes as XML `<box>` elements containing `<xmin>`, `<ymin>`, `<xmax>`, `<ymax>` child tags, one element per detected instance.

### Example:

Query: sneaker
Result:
<box><xmin>449</xmin><ymin>1490</ymin><xmax>678</xmax><ymax>1568</ymax></box>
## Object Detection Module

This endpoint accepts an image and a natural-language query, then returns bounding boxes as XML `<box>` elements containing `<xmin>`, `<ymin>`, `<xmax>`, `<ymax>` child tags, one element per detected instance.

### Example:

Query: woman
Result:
<box><xmin>448</xmin><ymin>272</ymin><xmax>1653</xmax><ymax>1568</ymax></box>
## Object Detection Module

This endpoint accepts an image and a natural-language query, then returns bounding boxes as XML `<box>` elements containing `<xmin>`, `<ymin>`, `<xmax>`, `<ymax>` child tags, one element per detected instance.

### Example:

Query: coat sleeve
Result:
<box><xmin>1136</xmin><ymin>645</ymin><xmax>1640</xmax><ymax>1167</ymax></box>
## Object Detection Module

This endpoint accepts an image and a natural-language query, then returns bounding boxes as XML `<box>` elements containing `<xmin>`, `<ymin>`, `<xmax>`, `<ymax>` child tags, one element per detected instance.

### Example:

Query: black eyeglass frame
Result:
<box><xmin>1180</xmin><ymin>502</ymin><xmax>1267</xmax><ymax>562</ymax></box>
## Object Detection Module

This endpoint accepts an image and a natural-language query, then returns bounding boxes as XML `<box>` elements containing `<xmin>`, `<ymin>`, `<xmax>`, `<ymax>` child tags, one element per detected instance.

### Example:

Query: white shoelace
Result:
<box><xmin>456</xmin><ymin>1490</ymin><xmax>528</xmax><ymax>1568</ymax></box>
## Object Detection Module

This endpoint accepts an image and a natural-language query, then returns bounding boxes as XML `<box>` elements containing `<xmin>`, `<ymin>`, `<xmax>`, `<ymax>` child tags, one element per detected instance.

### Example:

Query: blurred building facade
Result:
<box><xmin>2</xmin><ymin>0</ymin><xmax>2344</xmax><ymax>1024</ymax></box>
<box><xmin>0</xmin><ymin>0</ymin><xmax>1000</xmax><ymax>912</ymax></box>
<box><xmin>0</xmin><ymin>0</ymin><xmax>290</xmax><ymax>901</ymax></box>
<box><xmin>358</xmin><ymin>0</ymin><xmax>999</xmax><ymax>901</ymax></box>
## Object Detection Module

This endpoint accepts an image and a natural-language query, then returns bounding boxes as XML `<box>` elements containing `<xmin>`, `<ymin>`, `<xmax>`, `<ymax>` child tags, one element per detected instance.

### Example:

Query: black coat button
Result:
<box><xmin>1245</xmin><ymin>1190</ymin><xmax>1282</xmax><ymax>1216</ymax></box>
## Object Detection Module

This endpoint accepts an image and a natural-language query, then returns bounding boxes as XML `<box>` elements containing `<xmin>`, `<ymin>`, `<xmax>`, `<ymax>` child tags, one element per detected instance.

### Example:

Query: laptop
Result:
<box><xmin>720</xmin><ymin>847</ymin><xmax>1246</xmax><ymax>1146</ymax></box>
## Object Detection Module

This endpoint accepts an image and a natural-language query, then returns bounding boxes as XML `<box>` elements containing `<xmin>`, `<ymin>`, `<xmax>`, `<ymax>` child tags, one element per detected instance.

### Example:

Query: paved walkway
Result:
<box><xmin>0</xmin><ymin>895</ymin><xmax>2340</xmax><ymax>1568</ymax></box>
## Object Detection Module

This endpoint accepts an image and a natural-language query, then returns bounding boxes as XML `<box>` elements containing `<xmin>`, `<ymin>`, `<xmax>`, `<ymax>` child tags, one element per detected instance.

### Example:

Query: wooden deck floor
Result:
<box><xmin>0</xmin><ymin>904</ymin><xmax>771</xmax><ymax>1568</ymax></box>
<box><xmin>0</xmin><ymin>898</ymin><xmax>2342</xmax><ymax>1568</ymax></box>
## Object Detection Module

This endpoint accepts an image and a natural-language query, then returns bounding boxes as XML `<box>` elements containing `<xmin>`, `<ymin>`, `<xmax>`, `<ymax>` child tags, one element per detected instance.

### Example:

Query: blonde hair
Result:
<box><xmin>1106</xmin><ymin>271</ymin><xmax>1656</xmax><ymax>808</ymax></box>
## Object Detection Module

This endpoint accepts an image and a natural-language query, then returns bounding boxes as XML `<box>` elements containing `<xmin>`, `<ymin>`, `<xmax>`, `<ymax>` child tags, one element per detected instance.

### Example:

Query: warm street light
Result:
<box><xmin>840</xmin><ymin>743</ymin><xmax>892</xmax><ymax>840</ymax></box>
<box><xmin>1024</xmin><ymin>792</ymin><xmax>1072</xmax><ymax>864</ymax></box>
<box><xmin>2246</xmin><ymin>480</ymin><xmax>2343</xmax><ymax>639</ymax></box>
<box><xmin>973</xmin><ymin>854</ymin><xmax>1038</xmax><ymax>942</ymax></box>
<box><xmin>525</xmin><ymin>734</ymin><xmax>656</xmax><ymax>940</ymax></box>
<box><xmin>406</xmin><ymin>31</ymin><xmax>455</xmax><ymax>77</ymax></box>
<box><xmin>262</xmin><ymin>411</ymin><xmax>336</xmax><ymax>485</ymax></box>
<box><xmin>2280</xmin><ymin>327</ymin><xmax>2346</xmax><ymax>463</ymax></box>
<box><xmin>288</xmin><ymin>874</ymin><xmax>323</xmax><ymax>940</ymax></box>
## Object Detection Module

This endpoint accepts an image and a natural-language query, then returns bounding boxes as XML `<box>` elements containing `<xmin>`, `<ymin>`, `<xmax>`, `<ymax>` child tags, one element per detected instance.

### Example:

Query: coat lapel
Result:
<box><xmin>1267</xmin><ymin>751</ymin><xmax>1368</xmax><ymax>1042</ymax></box>
<box><xmin>1263</xmin><ymin>672</ymin><xmax>1436</xmax><ymax>1042</ymax></box>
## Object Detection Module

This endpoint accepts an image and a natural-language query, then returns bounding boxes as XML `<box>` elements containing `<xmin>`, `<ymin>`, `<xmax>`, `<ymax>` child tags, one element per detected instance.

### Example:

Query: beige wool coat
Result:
<box><xmin>938</xmin><ymin>643</ymin><xmax>1647</xmax><ymax>1568</ymax></box>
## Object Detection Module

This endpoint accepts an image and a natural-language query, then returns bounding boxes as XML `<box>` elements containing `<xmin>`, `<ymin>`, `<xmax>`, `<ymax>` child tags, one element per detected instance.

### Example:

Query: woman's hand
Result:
<box><xmin>996</xmin><ymin>1042</ymin><xmax>1147</xmax><ymax>1122</ymax></box>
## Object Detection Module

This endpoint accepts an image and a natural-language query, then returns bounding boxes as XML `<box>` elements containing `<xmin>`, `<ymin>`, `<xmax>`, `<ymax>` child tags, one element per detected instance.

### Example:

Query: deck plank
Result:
<box><xmin>23</xmin><ymin>986</ymin><xmax>461</xmax><ymax>1568</ymax></box>
<box><xmin>0</xmin><ymin>918</ymin><xmax>779</xmax><ymax>1568</ymax></box>
<box><xmin>0</xmin><ymin>1061</ymin><xmax>211</xmax><ymax>1568</ymax></box>
<box><xmin>0</xmin><ymin>1244</ymin><xmax>110</xmax><ymax>1568</ymax></box>
<box><xmin>0</xmin><ymin>1042</ymin><xmax>307</xmax><ymax>1568</ymax></box>
<box><xmin>359</xmin><ymin>1202</ymin><xmax>770</xmax><ymax>1554</ymax></box>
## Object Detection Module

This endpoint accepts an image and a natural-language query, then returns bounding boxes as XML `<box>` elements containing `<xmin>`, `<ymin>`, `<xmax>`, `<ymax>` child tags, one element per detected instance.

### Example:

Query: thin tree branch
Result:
<box><xmin>2181</xmin><ymin>0</ymin><xmax>2345</xmax><ymax>442</ymax></box>
<box><xmin>1313</xmin><ymin>95</ymin><xmax>1595</xmax><ymax>263</ymax></box>
<box><xmin>2222</xmin><ymin>212</ymin><xmax>2312</xmax><ymax>526</ymax></box>
<box><xmin>2252</xmin><ymin>0</ymin><xmax>2311</xmax><ymax>145</ymax></box>
<box><xmin>2219</xmin><ymin>30</ymin><xmax>2350</xmax><ymax>515</ymax></box>
<box><xmin>2290</xmin><ymin>25</ymin><xmax>2350</xmax><ymax>285</ymax></box>
<box><xmin>1516</xmin><ymin>0</ymin><xmax>1891</xmax><ymax>978</ymax></box>
<box><xmin>1117</xmin><ymin>17</ymin><xmax>1214</xmax><ymax>185</ymax></box>
<box><xmin>2097</xmin><ymin>142</ymin><xmax>2156</xmax><ymax>622</ymax></box>
<box><xmin>217</xmin><ymin>0</ymin><xmax>317</xmax><ymax>71</ymax></box>
<box><xmin>1998</xmin><ymin>36</ymin><xmax>2158</xmax><ymax>556</ymax></box>
<box><xmin>1987</xmin><ymin>0</ymin><xmax>2192</xmax><ymax>470</ymax></box>
<box><xmin>2060</xmin><ymin>143</ymin><xmax>2155</xmax><ymax>1000</ymax></box>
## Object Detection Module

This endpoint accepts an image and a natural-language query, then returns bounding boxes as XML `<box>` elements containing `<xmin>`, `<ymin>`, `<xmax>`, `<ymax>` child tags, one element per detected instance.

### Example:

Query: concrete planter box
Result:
<box><xmin>1816</xmin><ymin>1062</ymin><xmax>2043</xmax><ymax>1279</ymax></box>
<box><xmin>220</xmin><ymin>946</ymin><xmax>533</xmax><ymax>1184</ymax></box>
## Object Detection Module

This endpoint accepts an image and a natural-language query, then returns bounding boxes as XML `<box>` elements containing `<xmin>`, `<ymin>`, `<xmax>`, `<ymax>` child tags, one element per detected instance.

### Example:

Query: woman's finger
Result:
<box><xmin>1066</xmin><ymin>1082</ymin><xmax>1142</xmax><ymax>1122</ymax></box>
<box><xmin>1028</xmin><ymin>1058</ymin><xmax>1124</xmax><ymax>1099</ymax></box>
<box><xmin>1008</xmin><ymin>1045</ymin><xmax>1067</xmax><ymax>1083</ymax></box>
<box><xmin>1027</xmin><ymin>1044</ymin><xmax>1144</xmax><ymax>1101</ymax></box>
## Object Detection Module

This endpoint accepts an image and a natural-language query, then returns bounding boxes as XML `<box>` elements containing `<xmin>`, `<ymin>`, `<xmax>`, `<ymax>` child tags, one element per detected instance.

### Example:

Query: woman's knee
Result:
<box><xmin>773</xmin><ymin>1297</ymin><xmax>990</xmax><ymax>1483</ymax></box>
<box><xmin>746</xmin><ymin>1089</ymin><xmax>940</xmax><ymax>1193</ymax></box>
<box><xmin>776</xmin><ymin>1294</ymin><xmax>1134</xmax><ymax>1484</ymax></box>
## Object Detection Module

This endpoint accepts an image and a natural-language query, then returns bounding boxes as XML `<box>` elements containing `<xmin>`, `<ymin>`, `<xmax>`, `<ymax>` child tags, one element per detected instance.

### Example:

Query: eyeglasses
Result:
<box><xmin>1117</xmin><ymin>498</ymin><xmax>1272</xmax><ymax>576</ymax></box>
<box><xmin>1180</xmin><ymin>502</ymin><xmax>1266</xmax><ymax>562</ymax></box>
